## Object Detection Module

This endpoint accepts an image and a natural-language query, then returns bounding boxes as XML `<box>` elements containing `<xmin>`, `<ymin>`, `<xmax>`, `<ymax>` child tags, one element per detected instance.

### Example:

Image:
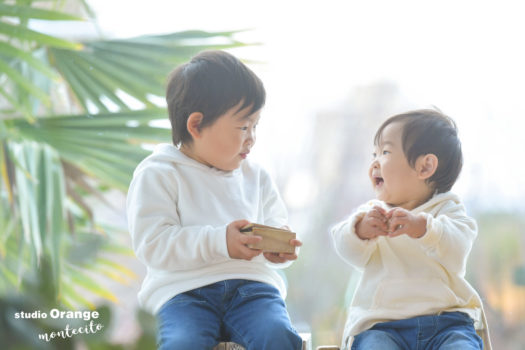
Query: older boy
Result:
<box><xmin>127</xmin><ymin>51</ymin><xmax>302</xmax><ymax>350</ymax></box>
<box><xmin>331</xmin><ymin>109</ymin><xmax>491</xmax><ymax>349</ymax></box>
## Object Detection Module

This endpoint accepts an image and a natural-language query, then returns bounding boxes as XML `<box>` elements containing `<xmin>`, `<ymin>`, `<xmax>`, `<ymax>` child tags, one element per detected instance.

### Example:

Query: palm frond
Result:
<box><xmin>48</xmin><ymin>30</ymin><xmax>247</xmax><ymax>113</ymax></box>
<box><xmin>11</xmin><ymin>108</ymin><xmax>170</xmax><ymax>190</ymax></box>
<box><xmin>0</xmin><ymin>3</ymin><xmax>83</xmax><ymax>21</ymax></box>
<box><xmin>9</xmin><ymin>140</ymin><xmax>65</xmax><ymax>292</ymax></box>
<box><xmin>0</xmin><ymin>21</ymin><xmax>81</xmax><ymax>50</ymax></box>
<box><xmin>0</xmin><ymin>0</ymin><xmax>257</xmax><ymax>321</ymax></box>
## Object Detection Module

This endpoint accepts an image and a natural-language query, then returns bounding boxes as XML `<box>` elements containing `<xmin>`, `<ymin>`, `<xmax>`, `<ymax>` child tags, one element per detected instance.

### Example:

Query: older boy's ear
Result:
<box><xmin>417</xmin><ymin>154</ymin><xmax>438</xmax><ymax>180</ymax></box>
<box><xmin>186</xmin><ymin>112</ymin><xmax>204</xmax><ymax>139</ymax></box>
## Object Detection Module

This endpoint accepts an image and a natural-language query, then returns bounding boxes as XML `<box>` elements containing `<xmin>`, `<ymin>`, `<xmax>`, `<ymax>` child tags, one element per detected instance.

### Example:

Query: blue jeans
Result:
<box><xmin>157</xmin><ymin>279</ymin><xmax>302</xmax><ymax>350</ymax></box>
<box><xmin>352</xmin><ymin>312</ymin><xmax>483</xmax><ymax>350</ymax></box>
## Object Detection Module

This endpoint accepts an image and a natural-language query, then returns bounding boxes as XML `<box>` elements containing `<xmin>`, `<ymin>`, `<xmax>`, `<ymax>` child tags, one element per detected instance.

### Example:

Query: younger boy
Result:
<box><xmin>127</xmin><ymin>50</ymin><xmax>303</xmax><ymax>350</ymax></box>
<box><xmin>331</xmin><ymin>109</ymin><xmax>491</xmax><ymax>349</ymax></box>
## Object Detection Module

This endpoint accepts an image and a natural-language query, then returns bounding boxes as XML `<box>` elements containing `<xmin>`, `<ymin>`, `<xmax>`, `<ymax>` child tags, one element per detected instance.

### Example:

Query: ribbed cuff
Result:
<box><xmin>211</xmin><ymin>225</ymin><xmax>229</xmax><ymax>259</ymax></box>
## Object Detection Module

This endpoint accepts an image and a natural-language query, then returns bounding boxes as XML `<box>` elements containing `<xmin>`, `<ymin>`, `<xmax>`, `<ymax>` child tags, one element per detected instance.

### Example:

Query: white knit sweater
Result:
<box><xmin>331</xmin><ymin>192</ymin><xmax>491</xmax><ymax>349</ymax></box>
<box><xmin>127</xmin><ymin>144</ymin><xmax>291</xmax><ymax>313</ymax></box>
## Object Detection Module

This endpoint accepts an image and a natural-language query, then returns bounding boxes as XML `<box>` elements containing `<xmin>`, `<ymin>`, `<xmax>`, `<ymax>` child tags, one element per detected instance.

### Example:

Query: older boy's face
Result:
<box><xmin>192</xmin><ymin>102</ymin><xmax>260</xmax><ymax>171</ymax></box>
<box><xmin>369</xmin><ymin>122</ymin><xmax>429</xmax><ymax>210</ymax></box>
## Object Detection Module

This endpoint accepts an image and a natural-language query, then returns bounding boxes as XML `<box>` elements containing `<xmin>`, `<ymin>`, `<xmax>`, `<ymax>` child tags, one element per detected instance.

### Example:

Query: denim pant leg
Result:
<box><xmin>351</xmin><ymin>329</ymin><xmax>406</xmax><ymax>350</ymax></box>
<box><xmin>157</xmin><ymin>285</ymin><xmax>222</xmax><ymax>350</ymax></box>
<box><xmin>352</xmin><ymin>318</ymin><xmax>415</xmax><ymax>350</ymax></box>
<box><xmin>353</xmin><ymin>312</ymin><xmax>483</xmax><ymax>350</ymax></box>
<box><xmin>223</xmin><ymin>281</ymin><xmax>303</xmax><ymax>350</ymax></box>
<box><xmin>429</xmin><ymin>312</ymin><xmax>483</xmax><ymax>350</ymax></box>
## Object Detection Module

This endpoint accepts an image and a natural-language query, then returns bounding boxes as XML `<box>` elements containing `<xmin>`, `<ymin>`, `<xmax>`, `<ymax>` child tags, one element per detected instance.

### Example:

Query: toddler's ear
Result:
<box><xmin>186</xmin><ymin>112</ymin><xmax>204</xmax><ymax>139</ymax></box>
<box><xmin>416</xmin><ymin>154</ymin><xmax>438</xmax><ymax>180</ymax></box>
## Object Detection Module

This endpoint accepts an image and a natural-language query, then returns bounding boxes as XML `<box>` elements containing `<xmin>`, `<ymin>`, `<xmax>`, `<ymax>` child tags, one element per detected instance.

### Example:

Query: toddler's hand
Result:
<box><xmin>263</xmin><ymin>237</ymin><xmax>302</xmax><ymax>263</ymax></box>
<box><xmin>386</xmin><ymin>207</ymin><xmax>427</xmax><ymax>238</ymax></box>
<box><xmin>226</xmin><ymin>220</ymin><xmax>263</xmax><ymax>260</ymax></box>
<box><xmin>355</xmin><ymin>206</ymin><xmax>389</xmax><ymax>240</ymax></box>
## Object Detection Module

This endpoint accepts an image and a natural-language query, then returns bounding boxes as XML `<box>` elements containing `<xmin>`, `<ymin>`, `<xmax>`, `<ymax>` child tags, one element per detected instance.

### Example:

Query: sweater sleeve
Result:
<box><xmin>416</xmin><ymin>200</ymin><xmax>477</xmax><ymax>276</ymax></box>
<box><xmin>259</xmin><ymin>169</ymin><xmax>295</xmax><ymax>268</ymax></box>
<box><xmin>126</xmin><ymin>167</ymin><xmax>230</xmax><ymax>271</ymax></box>
<box><xmin>331</xmin><ymin>202</ymin><xmax>379</xmax><ymax>270</ymax></box>
<box><xmin>260</xmin><ymin>169</ymin><xmax>288</xmax><ymax>228</ymax></box>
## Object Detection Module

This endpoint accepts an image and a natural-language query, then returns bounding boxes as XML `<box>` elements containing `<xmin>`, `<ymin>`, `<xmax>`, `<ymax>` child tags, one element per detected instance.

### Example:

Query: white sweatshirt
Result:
<box><xmin>331</xmin><ymin>192</ymin><xmax>491</xmax><ymax>349</ymax></box>
<box><xmin>127</xmin><ymin>143</ymin><xmax>290</xmax><ymax>314</ymax></box>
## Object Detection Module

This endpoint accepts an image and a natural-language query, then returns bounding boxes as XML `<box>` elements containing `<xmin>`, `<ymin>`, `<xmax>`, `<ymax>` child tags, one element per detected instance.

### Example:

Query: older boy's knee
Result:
<box><xmin>251</xmin><ymin>324</ymin><xmax>302</xmax><ymax>350</ymax></box>
<box><xmin>159</xmin><ymin>336</ymin><xmax>216</xmax><ymax>350</ymax></box>
<box><xmin>352</xmin><ymin>330</ymin><xmax>403</xmax><ymax>350</ymax></box>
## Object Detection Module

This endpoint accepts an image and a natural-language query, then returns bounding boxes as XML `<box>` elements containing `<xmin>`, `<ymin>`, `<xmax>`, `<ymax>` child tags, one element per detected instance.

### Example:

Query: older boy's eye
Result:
<box><xmin>372</xmin><ymin>152</ymin><xmax>377</xmax><ymax>158</ymax></box>
<box><xmin>239</xmin><ymin>126</ymin><xmax>249</xmax><ymax>131</ymax></box>
<box><xmin>382</xmin><ymin>150</ymin><xmax>390</xmax><ymax>155</ymax></box>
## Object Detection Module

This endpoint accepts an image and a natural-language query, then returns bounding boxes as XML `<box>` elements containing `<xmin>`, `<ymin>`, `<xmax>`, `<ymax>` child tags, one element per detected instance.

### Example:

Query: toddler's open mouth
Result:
<box><xmin>374</xmin><ymin>176</ymin><xmax>384</xmax><ymax>187</ymax></box>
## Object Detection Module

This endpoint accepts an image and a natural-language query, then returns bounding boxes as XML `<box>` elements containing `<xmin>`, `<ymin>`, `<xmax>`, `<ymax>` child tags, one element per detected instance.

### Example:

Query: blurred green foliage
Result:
<box><xmin>1</xmin><ymin>0</ymin><xmax>249</xmax><ymax>348</ymax></box>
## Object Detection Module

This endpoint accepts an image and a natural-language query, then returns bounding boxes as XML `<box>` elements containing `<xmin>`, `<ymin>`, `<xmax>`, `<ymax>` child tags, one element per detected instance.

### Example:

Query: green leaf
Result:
<box><xmin>13</xmin><ymin>142</ymin><xmax>43</xmax><ymax>262</ymax></box>
<box><xmin>46</xmin><ymin>30</ymin><xmax>247</xmax><ymax>112</ymax></box>
<box><xmin>77</xmin><ymin>0</ymin><xmax>97</xmax><ymax>19</ymax></box>
<box><xmin>141</xmin><ymin>29</ymin><xmax>245</xmax><ymax>41</ymax></box>
<box><xmin>0</xmin><ymin>87</ymin><xmax>34</xmax><ymax>120</ymax></box>
<box><xmin>0</xmin><ymin>58</ymin><xmax>51</xmax><ymax>107</ymax></box>
<box><xmin>43</xmin><ymin>143</ymin><xmax>65</xmax><ymax>295</ymax></box>
<box><xmin>0</xmin><ymin>3</ymin><xmax>83</xmax><ymax>21</ymax></box>
<box><xmin>10</xmin><ymin>141</ymin><xmax>64</xmax><ymax>297</ymax></box>
<box><xmin>51</xmin><ymin>48</ymin><xmax>156</xmax><ymax>108</ymax></box>
<box><xmin>0</xmin><ymin>42</ymin><xmax>58</xmax><ymax>79</ymax></box>
<box><xmin>48</xmin><ymin>49</ymin><xmax>92</xmax><ymax>111</ymax></box>
<box><xmin>0</xmin><ymin>263</ymin><xmax>18</xmax><ymax>287</ymax></box>
<box><xmin>0</xmin><ymin>21</ymin><xmax>82</xmax><ymax>49</ymax></box>
<box><xmin>61</xmin><ymin>282</ymin><xmax>96</xmax><ymax>310</ymax></box>
<box><xmin>60</xmin><ymin>54</ymin><xmax>129</xmax><ymax>110</ymax></box>
<box><xmin>56</xmin><ymin>52</ymin><xmax>110</xmax><ymax>112</ymax></box>
<box><xmin>95</xmin><ymin>257</ymin><xmax>137</xmax><ymax>280</ymax></box>
<box><xmin>1</xmin><ymin>25</ymin><xmax>257</xmax><ymax>316</ymax></box>
<box><xmin>65</xmin><ymin>264</ymin><xmax>119</xmax><ymax>303</ymax></box>
<box><xmin>32</xmin><ymin>108</ymin><xmax>167</xmax><ymax>127</ymax></box>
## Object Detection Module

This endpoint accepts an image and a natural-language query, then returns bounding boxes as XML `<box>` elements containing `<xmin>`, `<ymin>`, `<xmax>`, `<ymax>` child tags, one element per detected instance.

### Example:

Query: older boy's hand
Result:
<box><xmin>263</xmin><ymin>238</ymin><xmax>302</xmax><ymax>263</ymax></box>
<box><xmin>226</xmin><ymin>220</ymin><xmax>263</xmax><ymax>260</ymax></box>
<box><xmin>355</xmin><ymin>206</ymin><xmax>389</xmax><ymax>240</ymax></box>
<box><xmin>386</xmin><ymin>208</ymin><xmax>427</xmax><ymax>238</ymax></box>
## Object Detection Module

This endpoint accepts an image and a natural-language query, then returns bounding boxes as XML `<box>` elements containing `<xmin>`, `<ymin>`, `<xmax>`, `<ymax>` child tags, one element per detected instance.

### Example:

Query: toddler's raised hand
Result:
<box><xmin>355</xmin><ymin>206</ymin><xmax>389</xmax><ymax>240</ymax></box>
<box><xmin>226</xmin><ymin>220</ymin><xmax>263</xmax><ymax>260</ymax></box>
<box><xmin>386</xmin><ymin>207</ymin><xmax>427</xmax><ymax>238</ymax></box>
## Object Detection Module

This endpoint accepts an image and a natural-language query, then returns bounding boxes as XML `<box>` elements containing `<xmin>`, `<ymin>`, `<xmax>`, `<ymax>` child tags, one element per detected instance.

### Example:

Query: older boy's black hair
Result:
<box><xmin>166</xmin><ymin>50</ymin><xmax>265</xmax><ymax>146</ymax></box>
<box><xmin>374</xmin><ymin>109</ymin><xmax>463</xmax><ymax>193</ymax></box>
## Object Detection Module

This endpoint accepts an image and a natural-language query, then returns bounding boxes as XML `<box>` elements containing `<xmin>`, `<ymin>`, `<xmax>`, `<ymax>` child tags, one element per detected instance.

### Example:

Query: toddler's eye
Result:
<box><xmin>239</xmin><ymin>126</ymin><xmax>249</xmax><ymax>131</ymax></box>
<box><xmin>372</xmin><ymin>152</ymin><xmax>377</xmax><ymax>158</ymax></box>
<box><xmin>382</xmin><ymin>150</ymin><xmax>390</xmax><ymax>155</ymax></box>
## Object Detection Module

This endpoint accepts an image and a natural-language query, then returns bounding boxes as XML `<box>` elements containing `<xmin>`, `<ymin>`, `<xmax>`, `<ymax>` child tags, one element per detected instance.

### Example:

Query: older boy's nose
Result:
<box><xmin>247</xmin><ymin>129</ymin><xmax>256</xmax><ymax>143</ymax></box>
<box><xmin>244</xmin><ymin>138</ymin><xmax>254</xmax><ymax>149</ymax></box>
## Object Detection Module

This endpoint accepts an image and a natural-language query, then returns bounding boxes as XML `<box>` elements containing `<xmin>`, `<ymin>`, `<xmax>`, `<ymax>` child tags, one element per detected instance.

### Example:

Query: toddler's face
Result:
<box><xmin>368</xmin><ymin>122</ymin><xmax>427</xmax><ymax>210</ymax></box>
<box><xmin>191</xmin><ymin>102</ymin><xmax>260</xmax><ymax>171</ymax></box>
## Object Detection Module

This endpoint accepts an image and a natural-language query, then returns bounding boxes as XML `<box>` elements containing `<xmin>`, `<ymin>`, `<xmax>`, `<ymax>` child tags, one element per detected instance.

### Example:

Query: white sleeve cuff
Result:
<box><xmin>417</xmin><ymin>213</ymin><xmax>443</xmax><ymax>249</ymax></box>
<box><xmin>210</xmin><ymin>225</ymin><xmax>230</xmax><ymax>259</ymax></box>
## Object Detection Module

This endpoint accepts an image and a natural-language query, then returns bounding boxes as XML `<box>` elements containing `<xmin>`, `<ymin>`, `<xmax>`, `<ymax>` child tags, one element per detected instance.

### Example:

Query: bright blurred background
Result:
<box><xmin>1</xmin><ymin>0</ymin><xmax>524</xmax><ymax>349</ymax></box>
